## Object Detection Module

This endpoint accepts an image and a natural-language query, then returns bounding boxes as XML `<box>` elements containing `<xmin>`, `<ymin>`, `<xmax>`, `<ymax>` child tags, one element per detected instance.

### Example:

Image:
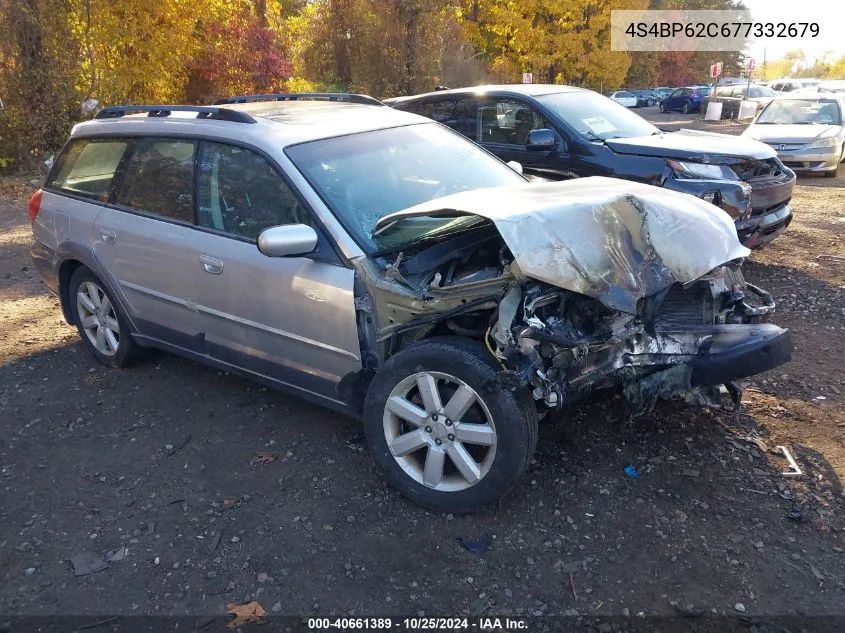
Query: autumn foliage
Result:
<box><xmin>1</xmin><ymin>0</ymin><xmax>843</xmax><ymax>172</ymax></box>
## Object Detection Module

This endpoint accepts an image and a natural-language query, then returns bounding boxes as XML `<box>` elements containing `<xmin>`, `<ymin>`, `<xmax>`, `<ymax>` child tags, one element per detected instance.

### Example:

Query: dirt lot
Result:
<box><xmin>1</xmin><ymin>110</ymin><xmax>844</xmax><ymax>624</ymax></box>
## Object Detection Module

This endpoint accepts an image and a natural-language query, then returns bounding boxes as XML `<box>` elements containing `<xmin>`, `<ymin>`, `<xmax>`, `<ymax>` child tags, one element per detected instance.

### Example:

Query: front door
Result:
<box><xmin>475</xmin><ymin>97</ymin><xmax>571</xmax><ymax>180</ymax></box>
<box><xmin>190</xmin><ymin>140</ymin><xmax>361</xmax><ymax>404</ymax></box>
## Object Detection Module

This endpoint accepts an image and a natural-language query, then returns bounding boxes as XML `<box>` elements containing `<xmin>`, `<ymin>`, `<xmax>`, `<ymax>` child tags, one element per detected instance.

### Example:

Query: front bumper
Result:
<box><xmin>687</xmin><ymin>324</ymin><xmax>792</xmax><ymax>387</ymax></box>
<box><xmin>777</xmin><ymin>147</ymin><xmax>842</xmax><ymax>173</ymax></box>
<box><xmin>736</xmin><ymin>203</ymin><xmax>793</xmax><ymax>249</ymax></box>
<box><xmin>665</xmin><ymin>174</ymin><xmax>794</xmax><ymax>249</ymax></box>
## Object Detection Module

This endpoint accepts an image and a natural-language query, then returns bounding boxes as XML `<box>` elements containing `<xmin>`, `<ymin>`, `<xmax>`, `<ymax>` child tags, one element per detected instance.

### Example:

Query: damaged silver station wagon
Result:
<box><xmin>30</xmin><ymin>95</ymin><xmax>792</xmax><ymax>513</ymax></box>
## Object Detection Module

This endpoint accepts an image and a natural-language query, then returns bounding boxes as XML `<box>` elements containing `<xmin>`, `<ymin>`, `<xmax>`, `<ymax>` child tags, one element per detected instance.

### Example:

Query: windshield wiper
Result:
<box><xmin>583</xmin><ymin>130</ymin><xmax>605</xmax><ymax>142</ymax></box>
<box><xmin>371</xmin><ymin>218</ymin><xmax>486</xmax><ymax>257</ymax></box>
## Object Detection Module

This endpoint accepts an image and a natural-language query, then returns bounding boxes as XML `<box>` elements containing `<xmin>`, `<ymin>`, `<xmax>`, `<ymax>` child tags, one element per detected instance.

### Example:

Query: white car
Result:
<box><xmin>609</xmin><ymin>91</ymin><xmax>637</xmax><ymax>108</ymax></box>
<box><xmin>743</xmin><ymin>94</ymin><xmax>845</xmax><ymax>177</ymax></box>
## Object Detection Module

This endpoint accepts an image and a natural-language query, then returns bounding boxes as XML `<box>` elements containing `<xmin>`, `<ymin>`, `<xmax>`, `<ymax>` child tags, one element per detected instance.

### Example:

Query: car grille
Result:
<box><xmin>767</xmin><ymin>142</ymin><xmax>805</xmax><ymax>152</ymax></box>
<box><xmin>732</xmin><ymin>157</ymin><xmax>787</xmax><ymax>181</ymax></box>
<box><xmin>750</xmin><ymin>197</ymin><xmax>791</xmax><ymax>218</ymax></box>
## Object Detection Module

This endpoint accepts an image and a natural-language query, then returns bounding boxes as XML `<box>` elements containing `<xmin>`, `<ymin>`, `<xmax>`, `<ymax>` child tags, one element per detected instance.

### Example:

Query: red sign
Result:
<box><xmin>710</xmin><ymin>62</ymin><xmax>723</xmax><ymax>78</ymax></box>
<box><xmin>747</xmin><ymin>58</ymin><xmax>756</xmax><ymax>71</ymax></box>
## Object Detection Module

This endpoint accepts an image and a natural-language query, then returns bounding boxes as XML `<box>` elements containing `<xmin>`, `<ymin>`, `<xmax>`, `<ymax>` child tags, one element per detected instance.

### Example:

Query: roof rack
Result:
<box><xmin>214</xmin><ymin>93</ymin><xmax>384</xmax><ymax>106</ymax></box>
<box><xmin>94</xmin><ymin>105</ymin><xmax>256</xmax><ymax>124</ymax></box>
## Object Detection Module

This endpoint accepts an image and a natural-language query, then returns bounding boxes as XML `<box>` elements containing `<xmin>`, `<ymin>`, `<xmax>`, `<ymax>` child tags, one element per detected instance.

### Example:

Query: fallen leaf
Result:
<box><xmin>226</xmin><ymin>601</ymin><xmax>265</xmax><ymax>628</ymax></box>
<box><xmin>251</xmin><ymin>452</ymin><xmax>277</xmax><ymax>465</ymax></box>
<box><xmin>223</xmin><ymin>499</ymin><xmax>234</xmax><ymax>506</ymax></box>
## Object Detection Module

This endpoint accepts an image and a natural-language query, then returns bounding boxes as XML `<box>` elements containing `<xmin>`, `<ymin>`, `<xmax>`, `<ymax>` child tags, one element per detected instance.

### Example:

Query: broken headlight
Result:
<box><xmin>666</xmin><ymin>159</ymin><xmax>734</xmax><ymax>180</ymax></box>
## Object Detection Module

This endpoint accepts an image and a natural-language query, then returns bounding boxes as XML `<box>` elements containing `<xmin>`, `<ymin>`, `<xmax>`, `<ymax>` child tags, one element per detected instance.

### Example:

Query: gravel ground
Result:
<box><xmin>1</xmin><ymin>112</ymin><xmax>844</xmax><ymax>622</ymax></box>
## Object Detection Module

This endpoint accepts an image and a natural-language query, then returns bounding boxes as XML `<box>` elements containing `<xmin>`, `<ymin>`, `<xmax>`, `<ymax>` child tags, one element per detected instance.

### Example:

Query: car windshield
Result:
<box><xmin>285</xmin><ymin>123</ymin><xmax>526</xmax><ymax>254</ymax></box>
<box><xmin>748</xmin><ymin>86</ymin><xmax>776</xmax><ymax>98</ymax></box>
<box><xmin>756</xmin><ymin>99</ymin><xmax>842</xmax><ymax>125</ymax></box>
<box><xmin>537</xmin><ymin>91</ymin><xmax>658</xmax><ymax>140</ymax></box>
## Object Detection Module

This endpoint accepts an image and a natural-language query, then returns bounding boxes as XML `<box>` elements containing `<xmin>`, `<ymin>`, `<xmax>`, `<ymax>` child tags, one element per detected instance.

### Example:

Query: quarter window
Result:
<box><xmin>477</xmin><ymin>99</ymin><xmax>553</xmax><ymax>145</ymax></box>
<box><xmin>196</xmin><ymin>142</ymin><xmax>311</xmax><ymax>240</ymax></box>
<box><xmin>116</xmin><ymin>138</ymin><xmax>196</xmax><ymax>223</ymax></box>
<box><xmin>48</xmin><ymin>139</ymin><xmax>129</xmax><ymax>201</ymax></box>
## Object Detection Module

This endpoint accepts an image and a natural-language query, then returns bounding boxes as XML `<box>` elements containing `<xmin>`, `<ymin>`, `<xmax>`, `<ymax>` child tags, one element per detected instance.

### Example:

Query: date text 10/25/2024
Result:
<box><xmin>307</xmin><ymin>617</ymin><xmax>528</xmax><ymax>631</ymax></box>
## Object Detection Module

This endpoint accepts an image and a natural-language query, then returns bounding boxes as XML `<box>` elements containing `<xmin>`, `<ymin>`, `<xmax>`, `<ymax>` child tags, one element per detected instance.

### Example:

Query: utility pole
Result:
<box><xmin>762</xmin><ymin>47</ymin><xmax>767</xmax><ymax>80</ymax></box>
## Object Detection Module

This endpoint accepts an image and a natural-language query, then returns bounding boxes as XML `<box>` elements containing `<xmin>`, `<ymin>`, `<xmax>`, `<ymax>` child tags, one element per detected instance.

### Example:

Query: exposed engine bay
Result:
<box><xmin>349</xmin><ymin>178</ymin><xmax>792</xmax><ymax>416</ymax></box>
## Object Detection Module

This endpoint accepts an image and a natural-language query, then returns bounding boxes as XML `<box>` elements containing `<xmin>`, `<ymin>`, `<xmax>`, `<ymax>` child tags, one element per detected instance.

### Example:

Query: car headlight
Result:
<box><xmin>807</xmin><ymin>136</ymin><xmax>841</xmax><ymax>150</ymax></box>
<box><xmin>666</xmin><ymin>160</ymin><xmax>733</xmax><ymax>179</ymax></box>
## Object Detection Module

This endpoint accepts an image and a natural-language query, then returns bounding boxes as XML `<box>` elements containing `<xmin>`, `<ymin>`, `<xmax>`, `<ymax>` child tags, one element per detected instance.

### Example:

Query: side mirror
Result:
<box><xmin>257</xmin><ymin>224</ymin><xmax>318</xmax><ymax>257</ymax></box>
<box><xmin>506</xmin><ymin>160</ymin><xmax>523</xmax><ymax>175</ymax></box>
<box><xmin>525</xmin><ymin>128</ymin><xmax>557</xmax><ymax>151</ymax></box>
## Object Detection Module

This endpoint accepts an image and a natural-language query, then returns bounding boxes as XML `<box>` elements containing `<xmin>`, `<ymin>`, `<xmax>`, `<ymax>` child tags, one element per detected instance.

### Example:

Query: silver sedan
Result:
<box><xmin>743</xmin><ymin>95</ymin><xmax>845</xmax><ymax>178</ymax></box>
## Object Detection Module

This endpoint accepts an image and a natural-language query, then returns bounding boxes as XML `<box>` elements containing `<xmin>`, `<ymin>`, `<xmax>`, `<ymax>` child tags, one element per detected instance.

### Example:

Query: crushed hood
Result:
<box><xmin>605</xmin><ymin>128</ymin><xmax>776</xmax><ymax>161</ymax></box>
<box><xmin>374</xmin><ymin>177</ymin><xmax>750</xmax><ymax>314</ymax></box>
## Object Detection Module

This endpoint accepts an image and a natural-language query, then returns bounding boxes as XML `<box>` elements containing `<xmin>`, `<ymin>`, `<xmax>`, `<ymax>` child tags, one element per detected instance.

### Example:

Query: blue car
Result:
<box><xmin>660</xmin><ymin>86</ymin><xmax>712</xmax><ymax>114</ymax></box>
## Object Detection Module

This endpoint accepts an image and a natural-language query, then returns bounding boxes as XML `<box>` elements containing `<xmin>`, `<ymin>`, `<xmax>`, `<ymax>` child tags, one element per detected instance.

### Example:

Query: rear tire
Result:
<box><xmin>659</xmin><ymin>103</ymin><xmax>665</xmax><ymax>113</ymax></box>
<box><xmin>69</xmin><ymin>267</ymin><xmax>138</xmax><ymax>368</ymax></box>
<box><xmin>363</xmin><ymin>337</ymin><xmax>538</xmax><ymax>514</ymax></box>
<box><xmin>682</xmin><ymin>102</ymin><xmax>691</xmax><ymax>114</ymax></box>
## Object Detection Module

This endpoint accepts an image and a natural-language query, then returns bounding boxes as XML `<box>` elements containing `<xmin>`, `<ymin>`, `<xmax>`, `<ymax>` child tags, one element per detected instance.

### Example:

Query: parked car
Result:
<box><xmin>702</xmin><ymin>84</ymin><xmax>777</xmax><ymax>118</ymax></box>
<box><xmin>767</xmin><ymin>78</ymin><xmax>822</xmax><ymax>93</ymax></box>
<box><xmin>742</xmin><ymin>94</ymin><xmax>845</xmax><ymax>177</ymax></box>
<box><xmin>630</xmin><ymin>89</ymin><xmax>658</xmax><ymax>107</ymax></box>
<box><xmin>29</xmin><ymin>94</ymin><xmax>792</xmax><ymax>513</ymax></box>
<box><xmin>659</xmin><ymin>86</ymin><xmax>712</xmax><ymax>113</ymax></box>
<box><xmin>609</xmin><ymin>91</ymin><xmax>637</xmax><ymax>107</ymax></box>
<box><xmin>795</xmin><ymin>80</ymin><xmax>845</xmax><ymax>95</ymax></box>
<box><xmin>653</xmin><ymin>87</ymin><xmax>674</xmax><ymax>100</ymax></box>
<box><xmin>386</xmin><ymin>84</ymin><xmax>795</xmax><ymax>248</ymax></box>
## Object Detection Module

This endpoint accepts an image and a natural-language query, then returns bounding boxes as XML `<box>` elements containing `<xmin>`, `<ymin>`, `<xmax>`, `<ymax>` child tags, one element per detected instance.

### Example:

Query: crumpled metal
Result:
<box><xmin>374</xmin><ymin>176</ymin><xmax>750</xmax><ymax>313</ymax></box>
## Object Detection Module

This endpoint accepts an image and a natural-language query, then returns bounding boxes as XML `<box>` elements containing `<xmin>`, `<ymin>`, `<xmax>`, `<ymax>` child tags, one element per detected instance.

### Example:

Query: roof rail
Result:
<box><xmin>94</xmin><ymin>105</ymin><xmax>256</xmax><ymax>124</ymax></box>
<box><xmin>214</xmin><ymin>93</ymin><xmax>384</xmax><ymax>106</ymax></box>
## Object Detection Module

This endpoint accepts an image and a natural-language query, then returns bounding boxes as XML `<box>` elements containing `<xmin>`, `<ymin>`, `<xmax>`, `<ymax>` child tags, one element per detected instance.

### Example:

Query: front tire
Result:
<box><xmin>69</xmin><ymin>267</ymin><xmax>138</xmax><ymax>368</ymax></box>
<box><xmin>363</xmin><ymin>337</ymin><xmax>538</xmax><ymax>514</ymax></box>
<box><xmin>682</xmin><ymin>102</ymin><xmax>691</xmax><ymax>114</ymax></box>
<box><xmin>659</xmin><ymin>102</ymin><xmax>665</xmax><ymax>113</ymax></box>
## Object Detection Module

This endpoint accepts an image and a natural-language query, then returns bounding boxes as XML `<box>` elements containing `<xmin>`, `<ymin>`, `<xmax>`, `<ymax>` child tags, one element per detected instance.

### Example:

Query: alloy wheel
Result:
<box><xmin>76</xmin><ymin>281</ymin><xmax>120</xmax><ymax>356</ymax></box>
<box><xmin>382</xmin><ymin>371</ymin><xmax>497</xmax><ymax>492</ymax></box>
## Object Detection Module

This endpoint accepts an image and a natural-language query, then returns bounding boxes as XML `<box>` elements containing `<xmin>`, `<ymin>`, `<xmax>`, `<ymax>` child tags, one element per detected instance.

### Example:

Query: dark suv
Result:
<box><xmin>386</xmin><ymin>85</ymin><xmax>794</xmax><ymax>248</ymax></box>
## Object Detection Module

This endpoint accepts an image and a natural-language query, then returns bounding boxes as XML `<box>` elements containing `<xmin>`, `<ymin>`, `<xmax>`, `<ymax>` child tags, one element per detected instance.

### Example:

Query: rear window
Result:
<box><xmin>48</xmin><ymin>139</ymin><xmax>129</xmax><ymax>201</ymax></box>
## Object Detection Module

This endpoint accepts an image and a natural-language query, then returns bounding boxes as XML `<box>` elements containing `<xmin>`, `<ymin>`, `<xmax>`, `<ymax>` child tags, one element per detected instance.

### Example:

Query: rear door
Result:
<box><xmin>93</xmin><ymin>137</ymin><xmax>203</xmax><ymax>350</ymax></box>
<box><xmin>189</xmin><ymin>140</ymin><xmax>360</xmax><ymax>404</ymax></box>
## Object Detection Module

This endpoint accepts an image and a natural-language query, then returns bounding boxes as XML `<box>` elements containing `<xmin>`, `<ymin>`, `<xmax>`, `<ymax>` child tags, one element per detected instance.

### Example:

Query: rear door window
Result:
<box><xmin>116</xmin><ymin>138</ymin><xmax>197</xmax><ymax>223</ymax></box>
<box><xmin>417</xmin><ymin>98</ymin><xmax>475</xmax><ymax>138</ymax></box>
<box><xmin>48</xmin><ymin>139</ymin><xmax>130</xmax><ymax>201</ymax></box>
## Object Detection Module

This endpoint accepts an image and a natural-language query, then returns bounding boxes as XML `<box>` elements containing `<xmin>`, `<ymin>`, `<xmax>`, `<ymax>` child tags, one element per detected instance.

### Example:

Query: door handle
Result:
<box><xmin>199</xmin><ymin>254</ymin><xmax>224</xmax><ymax>275</ymax></box>
<box><xmin>99</xmin><ymin>228</ymin><xmax>116</xmax><ymax>244</ymax></box>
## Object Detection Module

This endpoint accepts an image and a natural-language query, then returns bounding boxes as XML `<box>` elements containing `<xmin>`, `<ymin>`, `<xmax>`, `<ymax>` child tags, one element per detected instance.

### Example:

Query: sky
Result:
<box><xmin>742</xmin><ymin>0</ymin><xmax>845</xmax><ymax>64</ymax></box>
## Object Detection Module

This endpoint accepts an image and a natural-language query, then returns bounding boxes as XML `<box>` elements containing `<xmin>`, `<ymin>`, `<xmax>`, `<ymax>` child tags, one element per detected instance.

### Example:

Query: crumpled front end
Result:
<box><xmin>488</xmin><ymin>263</ymin><xmax>791</xmax><ymax>415</ymax></box>
<box><xmin>360</xmin><ymin>177</ymin><xmax>792</xmax><ymax>416</ymax></box>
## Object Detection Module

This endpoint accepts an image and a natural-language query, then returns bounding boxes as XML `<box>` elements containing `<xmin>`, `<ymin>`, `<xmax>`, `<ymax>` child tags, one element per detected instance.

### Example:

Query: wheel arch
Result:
<box><xmin>55</xmin><ymin>242</ymin><xmax>137</xmax><ymax>332</ymax></box>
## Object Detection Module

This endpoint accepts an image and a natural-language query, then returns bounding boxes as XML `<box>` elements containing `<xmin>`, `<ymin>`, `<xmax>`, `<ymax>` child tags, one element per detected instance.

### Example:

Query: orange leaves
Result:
<box><xmin>226</xmin><ymin>601</ymin><xmax>266</xmax><ymax>628</ymax></box>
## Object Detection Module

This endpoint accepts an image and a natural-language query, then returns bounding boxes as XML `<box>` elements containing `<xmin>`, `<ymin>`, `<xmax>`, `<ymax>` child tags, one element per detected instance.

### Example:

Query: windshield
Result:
<box><xmin>537</xmin><ymin>91</ymin><xmax>658</xmax><ymax>140</ymax></box>
<box><xmin>748</xmin><ymin>86</ymin><xmax>776</xmax><ymax>98</ymax></box>
<box><xmin>285</xmin><ymin>123</ymin><xmax>525</xmax><ymax>254</ymax></box>
<box><xmin>756</xmin><ymin>99</ymin><xmax>842</xmax><ymax>125</ymax></box>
